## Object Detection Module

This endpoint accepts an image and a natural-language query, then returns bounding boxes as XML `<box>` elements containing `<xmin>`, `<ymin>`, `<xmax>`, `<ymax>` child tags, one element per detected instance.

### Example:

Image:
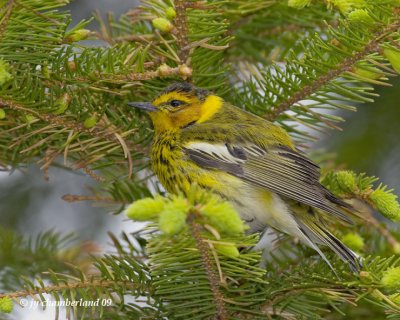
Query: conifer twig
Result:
<box><xmin>62</xmin><ymin>194</ymin><xmax>118</xmax><ymax>203</ymax></box>
<box><xmin>0</xmin><ymin>98</ymin><xmax>143</xmax><ymax>177</ymax></box>
<box><xmin>174</xmin><ymin>0</ymin><xmax>190</xmax><ymax>63</ymax></box>
<box><xmin>267</xmin><ymin>22</ymin><xmax>400</xmax><ymax>121</ymax></box>
<box><xmin>188</xmin><ymin>213</ymin><xmax>228</xmax><ymax>320</ymax></box>
<box><xmin>0</xmin><ymin>280</ymin><xmax>148</xmax><ymax>300</ymax></box>
<box><xmin>0</xmin><ymin>98</ymin><xmax>143</xmax><ymax>152</ymax></box>
<box><xmin>73</xmin><ymin>65</ymin><xmax>192</xmax><ymax>83</ymax></box>
<box><xmin>0</xmin><ymin>0</ymin><xmax>15</xmax><ymax>41</ymax></box>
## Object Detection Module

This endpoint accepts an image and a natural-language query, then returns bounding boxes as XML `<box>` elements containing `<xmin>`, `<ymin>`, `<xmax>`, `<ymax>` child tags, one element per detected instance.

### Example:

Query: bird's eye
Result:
<box><xmin>170</xmin><ymin>100</ymin><xmax>184</xmax><ymax>107</ymax></box>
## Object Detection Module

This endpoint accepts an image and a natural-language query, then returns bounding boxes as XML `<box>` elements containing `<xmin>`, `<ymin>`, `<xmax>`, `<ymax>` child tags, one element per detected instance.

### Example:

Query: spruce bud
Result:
<box><xmin>126</xmin><ymin>197</ymin><xmax>165</xmax><ymax>221</ymax></box>
<box><xmin>152</xmin><ymin>18</ymin><xmax>174</xmax><ymax>33</ymax></box>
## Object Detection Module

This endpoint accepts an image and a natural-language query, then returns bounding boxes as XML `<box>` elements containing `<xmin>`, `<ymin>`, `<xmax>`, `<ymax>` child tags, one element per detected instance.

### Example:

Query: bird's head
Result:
<box><xmin>128</xmin><ymin>82</ymin><xmax>223</xmax><ymax>132</ymax></box>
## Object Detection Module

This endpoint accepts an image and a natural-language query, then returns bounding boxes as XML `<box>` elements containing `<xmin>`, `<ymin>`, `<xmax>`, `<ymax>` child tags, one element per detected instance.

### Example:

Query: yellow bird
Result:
<box><xmin>129</xmin><ymin>82</ymin><xmax>361</xmax><ymax>272</ymax></box>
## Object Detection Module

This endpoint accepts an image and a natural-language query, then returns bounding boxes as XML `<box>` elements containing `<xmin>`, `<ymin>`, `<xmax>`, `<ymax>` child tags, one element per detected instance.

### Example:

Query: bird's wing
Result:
<box><xmin>183</xmin><ymin>141</ymin><xmax>352</xmax><ymax>223</ymax></box>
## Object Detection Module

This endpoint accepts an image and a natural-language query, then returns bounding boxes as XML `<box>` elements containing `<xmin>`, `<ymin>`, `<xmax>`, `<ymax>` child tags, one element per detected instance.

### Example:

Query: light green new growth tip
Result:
<box><xmin>383</xmin><ymin>48</ymin><xmax>400</xmax><ymax>74</ymax></box>
<box><xmin>63</xmin><ymin>29</ymin><xmax>91</xmax><ymax>43</ymax></box>
<box><xmin>389</xmin><ymin>293</ymin><xmax>400</xmax><ymax>305</ymax></box>
<box><xmin>336</xmin><ymin>171</ymin><xmax>357</xmax><ymax>194</ymax></box>
<box><xmin>288</xmin><ymin>0</ymin><xmax>311</xmax><ymax>9</ymax></box>
<box><xmin>0</xmin><ymin>297</ymin><xmax>13</xmax><ymax>314</ymax></box>
<box><xmin>322</xmin><ymin>170</ymin><xmax>358</xmax><ymax>196</ymax></box>
<box><xmin>341</xmin><ymin>233</ymin><xmax>364</xmax><ymax>252</ymax></box>
<box><xmin>83</xmin><ymin>115</ymin><xmax>97</xmax><ymax>129</ymax></box>
<box><xmin>165</xmin><ymin>7</ymin><xmax>176</xmax><ymax>20</ymax></box>
<box><xmin>152</xmin><ymin>17</ymin><xmax>174</xmax><ymax>33</ymax></box>
<box><xmin>126</xmin><ymin>197</ymin><xmax>165</xmax><ymax>221</ymax></box>
<box><xmin>323</xmin><ymin>171</ymin><xmax>400</xmax><ymax>220</ymax></box>
<box><xmin>347</xmin><ymin>9</ymin><xmax>374</xmax><ymax>25</ymax></box>
<box><xmin>353</xmin><ymin>65</ymin><xmax>383</xmax><ymax>80</ymax></box>
<box><xmin>201</xmin><ymin>199</ymin><xmax>246</xmax><ymax>236</ymax></box>
<box><xmin>126</xmin><ymin>191</ymin><xmax>247</xmax><ymax>237</ymax></box>
<box><xmin>214</xmin><ymin>243</ymin><xmax>240</xmax><ymax>258</ymax></box>
<box><xmin>158</xmin><ymin>198</ymin><xmax>190</xmax><ymax>235</ymax></box>
<box><xmin>381</xmin><ymin>267</ymin><xmax>400</xmax><ymax>291</ymax></box>
<box><xmin>327</xmin><ymin>0</ymin><xmax>366</xmax><ymax>14</ymax></box>
<box><xmin>53</xmin><ymin>93</ymin><xmax>72</xmax><ymax>115</ymax></box>
<box><xmin>0</xmin><ymin>59</ymin><xmax>12</xmax><ymax>87</ymax></box>
<box><xmin>159</xmin><ymin>208</ymin><xmax>187</xmax><ymax>235</ymax></box>
<box><xmin>369</xmin><ymin>186</ymin><xmax>400</xmax><ymax>221</ymax></box>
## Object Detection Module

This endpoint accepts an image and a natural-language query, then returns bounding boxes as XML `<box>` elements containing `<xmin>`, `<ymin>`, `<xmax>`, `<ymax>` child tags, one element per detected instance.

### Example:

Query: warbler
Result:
<box><xmin>128</xmin><ymin>82</ymin><xmax>361</xmax><ymax>272</ymax></box>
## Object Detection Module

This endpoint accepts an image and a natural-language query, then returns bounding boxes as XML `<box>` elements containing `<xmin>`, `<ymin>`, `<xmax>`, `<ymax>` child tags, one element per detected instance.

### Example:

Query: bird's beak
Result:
<box><xmin>128</xmin><ymin>102</ymin><xmax>157</xmax><ymax>112</ymax></box>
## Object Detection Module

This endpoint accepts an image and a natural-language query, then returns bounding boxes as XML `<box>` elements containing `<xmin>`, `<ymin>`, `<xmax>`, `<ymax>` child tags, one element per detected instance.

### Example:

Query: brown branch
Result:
<box><xmin>112</xmin><ymin>34</ymin><xmax>154</xmax><ymax>44</ymax></box>
<box><xmin>62</xmin><ymin>194</ymin><xmax>119</xmax><ymax>203</ymax></box>
<box><xmin>81</xmin><ymin>166</ymin><xmax>107</xmax><ymax>183</ymax></box>
<box><xmin>40</xmin><ymin>148</ymin><xmax>59</xmax><ymax>180</ymax></box>
<box><xmin>0</xmin><ymin>279</ymin><xmax>147</xmax><ymax>300</ymax></box>
<box><xmin>266</xmin><ymin>22</ymin><xmax>400</xmax><ymax>121</ymax></box>
<box><xmin>0</xmin><ymin>0</ymin><xmax>15</xmax><ymax>41</ymax></box>
<box><xmin>174</xmin><ymin>0</ymin><xmax>190</xmax><ymax>63</ymax></box>
<box><xmin>185</xmin><ymin>2</ymin><xmax>217</xmax><ymax>10</ymax></box>
<box><xmin>74</xmin><ymin>64</ymin><xmax>192</xmax><ymax>83</ymax></box>
<box><xmin>188</xmin><ymin>213</ymin><xmax>228</xmax><ymax>320</ymax></box>
<box><xmin>95</xmin><ymin>30</ymin><xmax>155</xmax><ymax>46</ymax></box>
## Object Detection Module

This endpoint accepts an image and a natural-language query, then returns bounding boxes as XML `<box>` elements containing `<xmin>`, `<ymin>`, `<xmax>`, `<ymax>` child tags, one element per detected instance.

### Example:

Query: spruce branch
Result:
<box><xmin>62</xmin><ymin>194</ymin><xmax>120</xmax><ymax>204</ymax></box>
<box><xmin>321</xmin><ymin>170</ymin><xmax>400</xmax><ymax>254</ymax></box>
<box><xmin>267</xmin><ymin>21</ymin><xmax>400</xmax><ymax>121</ymax></box>
<box><xmin>174</xmin><ymin>0</ymin><xmax>190</xmax><ymax>63</ymax></box>
<box><xmin>0</xmin><ymin>279</ymin><xmax>144</xmax><ymax>301</ymax></box>
<box><xmin>96</xmin><ymin>64</ymin><xmax>193</xmax><ymax>81</ymax></box>
<box><xmin>0</xmin><ymin>100</ymin><xmax>113</xmax><ymax>144</ymax></box>
<box><xmin>0</xmin><ymin>97</ymin><xmax>142</xmax><ymax>177</ymax></box>
<box><xmin>188</xmin><ymin>212</ymin><xmax>228</xmax><ymax>320</ymax></box>
<box><xmin>0</xmin><ymin>0</ymin><xmax>15</xmax><ymax>41</ymax></box>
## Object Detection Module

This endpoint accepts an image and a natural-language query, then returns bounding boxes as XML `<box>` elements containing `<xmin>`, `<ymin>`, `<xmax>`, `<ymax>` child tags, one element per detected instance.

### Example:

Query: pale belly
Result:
<box><xmin>181</xmin><ymin>167</ymin><xmax>302</xmax><ymax>238</ymax></box>
<box><xmin>227</xmin><ymin>182</ymin><xmax>301</xmax><ymax>238</ymax></box>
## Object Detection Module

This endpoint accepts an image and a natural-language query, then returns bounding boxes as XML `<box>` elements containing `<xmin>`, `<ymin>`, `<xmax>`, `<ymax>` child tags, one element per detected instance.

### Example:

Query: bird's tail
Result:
<box><xmin>294</xmin><ymin>217</ymin><xmax>363</xmax><ymax>273</ymax></box>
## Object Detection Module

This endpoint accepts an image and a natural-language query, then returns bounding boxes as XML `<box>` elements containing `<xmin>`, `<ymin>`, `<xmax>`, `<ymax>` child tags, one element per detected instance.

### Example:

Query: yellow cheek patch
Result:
<box><xmin>153</xmin><ymin>92</ymin><xmax>192</xmax><ymax>106</ymax></box>
<box><xmin>198</xmin><ymin>95</ymin><xmax>223</xmax><ymax>123</ymax></box>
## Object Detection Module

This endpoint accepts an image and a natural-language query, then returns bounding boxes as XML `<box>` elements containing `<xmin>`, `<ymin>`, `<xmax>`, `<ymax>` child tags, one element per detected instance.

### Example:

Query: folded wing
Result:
<box><xmin>184</xmin><ymin>141</ymin><xmax>352</xmax><ymax>223</ymax></box>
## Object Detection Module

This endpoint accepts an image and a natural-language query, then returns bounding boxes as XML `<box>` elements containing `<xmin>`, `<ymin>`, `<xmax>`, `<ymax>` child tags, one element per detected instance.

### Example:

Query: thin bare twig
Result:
<box><xmin>62</xmin><ymin>194</ymin><xmax>119</xmax><ymax>203</ymax></box>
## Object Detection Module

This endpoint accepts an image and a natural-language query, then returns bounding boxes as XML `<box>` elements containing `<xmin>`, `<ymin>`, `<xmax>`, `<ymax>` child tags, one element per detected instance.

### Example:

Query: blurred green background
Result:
<box><xmin>318</xmin><ymin>76</ymin><xmax>400</xmax><ymax>193</ymax></box>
